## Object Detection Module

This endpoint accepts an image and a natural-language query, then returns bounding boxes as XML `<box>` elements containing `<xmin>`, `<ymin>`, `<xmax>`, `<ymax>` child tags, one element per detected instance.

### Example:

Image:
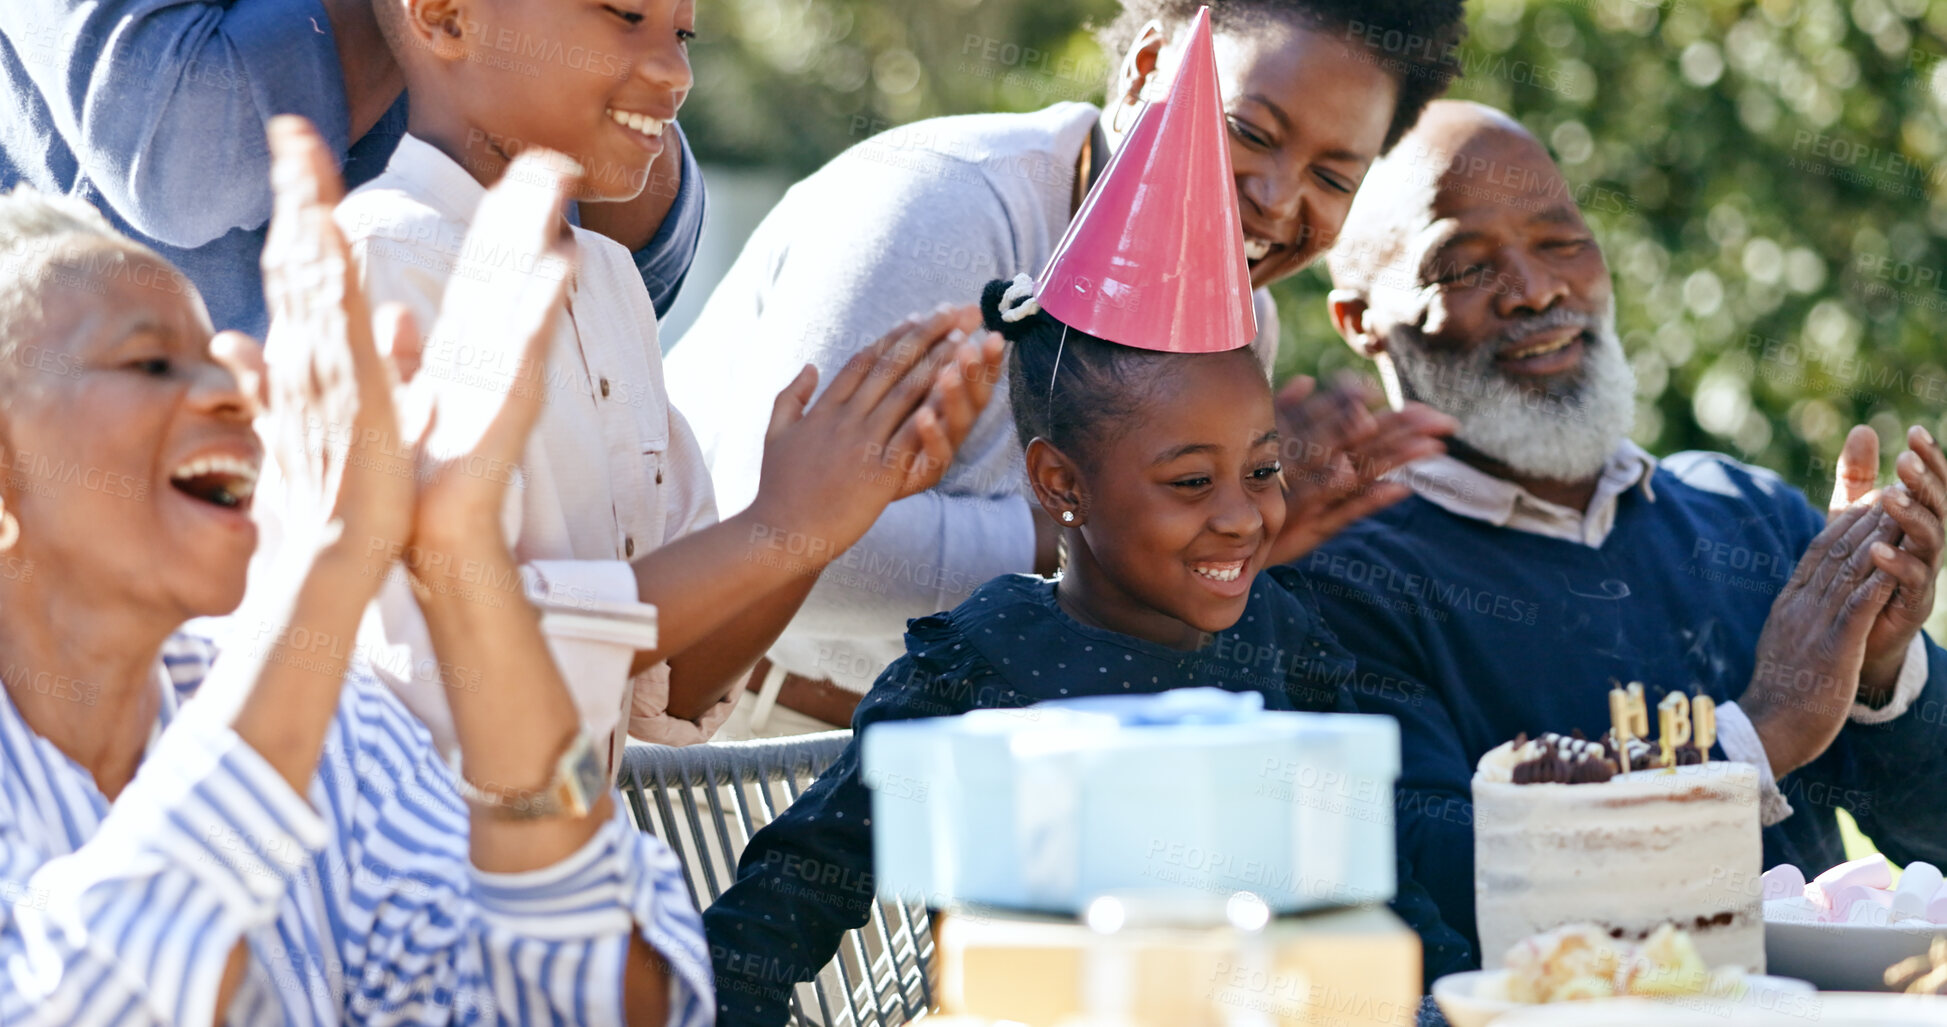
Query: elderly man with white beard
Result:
<box><xmin>1300</xmin><ymin>99</ymin><xmax>1947</xmax><ymax>966</ymax></box>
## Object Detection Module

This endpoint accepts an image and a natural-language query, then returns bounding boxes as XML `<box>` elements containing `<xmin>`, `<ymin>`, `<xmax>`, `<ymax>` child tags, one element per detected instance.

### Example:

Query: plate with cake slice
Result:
<box><xmin>1435</xmin><ymin>922</ymin><xmax>1813</xmax><ymax>1027</ymax></box>
<box><xmin>1492</xmin><ymin>994</ymin><xmax>1947</xmax><ymax>1027</ymax></box>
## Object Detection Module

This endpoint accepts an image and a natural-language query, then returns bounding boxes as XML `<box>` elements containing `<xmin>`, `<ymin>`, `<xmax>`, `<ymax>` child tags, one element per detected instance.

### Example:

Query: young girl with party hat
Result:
<box><xmin>702</xmin><ymin>12</ymin><xmax>1469</xmax><ymax>1024</ymax></box>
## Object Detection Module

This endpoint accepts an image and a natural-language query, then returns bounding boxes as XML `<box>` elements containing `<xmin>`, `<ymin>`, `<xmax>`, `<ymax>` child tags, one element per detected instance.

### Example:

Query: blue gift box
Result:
<box><xmin>861</xmin><ymin>688</ymin><xmax>1399</xmax><ymax>914</ymax></box>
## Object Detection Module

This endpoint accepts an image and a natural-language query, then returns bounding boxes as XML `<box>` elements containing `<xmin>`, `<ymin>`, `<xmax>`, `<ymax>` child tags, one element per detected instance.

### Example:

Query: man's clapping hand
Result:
<box><xmin>1828</xmin><ymin>424</ymin><xmax>1947</xmax><ymax>704</ymax></box>
<box><xmin>1742</xmin><ymin>498</ymin><xmax>1902</xmax><ymax>777</ymax></box>
<box><xmin>1741</xmin><ymin>420</ymin><xmax>1947</xmax><ymax>779</ymax></box>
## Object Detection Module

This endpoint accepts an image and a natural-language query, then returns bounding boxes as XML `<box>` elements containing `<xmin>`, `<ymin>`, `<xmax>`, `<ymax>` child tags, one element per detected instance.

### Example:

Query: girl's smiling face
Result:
<box><xmin>1029</xmin><ymin>348</ymin><xmax>1284</xmax><ymax>649</ymax></box>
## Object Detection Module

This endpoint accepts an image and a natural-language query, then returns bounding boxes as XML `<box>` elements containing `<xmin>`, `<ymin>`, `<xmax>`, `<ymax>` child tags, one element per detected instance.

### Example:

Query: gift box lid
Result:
<box><xmin>867</xmin><ymin>687</ymin><xmax>1399</xmax><ymax>771</ymax></box>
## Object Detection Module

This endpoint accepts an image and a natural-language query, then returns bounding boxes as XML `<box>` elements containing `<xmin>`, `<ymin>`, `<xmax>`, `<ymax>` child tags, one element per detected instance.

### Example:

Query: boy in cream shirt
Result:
<box><xmin>300</xmin><ymin>0</ymin><xmax>998</xmax><ymax>766</ymax></box>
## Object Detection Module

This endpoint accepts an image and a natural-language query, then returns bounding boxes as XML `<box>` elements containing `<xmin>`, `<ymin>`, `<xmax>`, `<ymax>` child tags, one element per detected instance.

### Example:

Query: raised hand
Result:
<box><xmin>1829</xmin><ymin>424</ymin><xmax>1881</xmax><ymax>514</ymax></box>
<box><xmin>1830</xmin><ymin>424</ymin><xmax>1947</xmax><ymax>700</ymax></box>
<box><xmin>1741</xmin><ymin>499</ymin><xmax>1903</xmax><ymax>776</ymax></box>
<box><xmin>1266</xmin><ymin>374</ymin><xmax>1457</xmax><ymax>566</ymax></box>
<box><xmin>405</xmin><ymin>151</ymin><xmax>580</xmax><ymax>547</ymax></box>
<box><xmin>206</xmin><ymin>114</ymin><xmax>428</xmax><ymax>803</ymax></box>
<box><xmin>258</xmin><ymin>115</ymin><xmax>415</xmax><ymax>568</ymax></box>
<box><xmin>749</xmin><ymin>304</ymin><xmax>995</xmax><ymax>550</ymax></box>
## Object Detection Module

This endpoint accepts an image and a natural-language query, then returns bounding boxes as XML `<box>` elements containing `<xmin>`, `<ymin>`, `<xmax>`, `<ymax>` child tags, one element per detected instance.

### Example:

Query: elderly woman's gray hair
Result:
<box><xmin>0</xmin><ymin>187</ymin><xmax>162</xmax><ymax>351</ymax></box>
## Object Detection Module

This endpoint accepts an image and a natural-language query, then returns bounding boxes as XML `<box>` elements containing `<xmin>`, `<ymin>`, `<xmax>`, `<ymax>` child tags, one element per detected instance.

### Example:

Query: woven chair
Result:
<box><xmin>618</xmin><ymin>733</ymin><xmax>934</xmax><ymax>1027</ymax></box>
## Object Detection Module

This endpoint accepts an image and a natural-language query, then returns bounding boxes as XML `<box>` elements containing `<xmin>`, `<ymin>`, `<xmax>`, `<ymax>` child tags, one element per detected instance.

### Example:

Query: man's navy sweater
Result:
<box><xmin>1301</xmin><ymin>451</ymin><xmax>1947</xmax><ymax>964</ymax></box>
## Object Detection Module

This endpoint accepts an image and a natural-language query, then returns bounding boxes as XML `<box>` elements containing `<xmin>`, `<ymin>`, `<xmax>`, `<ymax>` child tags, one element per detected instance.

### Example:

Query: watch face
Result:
<box><xmin>569</xmin><ymin>739</ymin><xmax>606</xmax><ymax>802</ymax></box>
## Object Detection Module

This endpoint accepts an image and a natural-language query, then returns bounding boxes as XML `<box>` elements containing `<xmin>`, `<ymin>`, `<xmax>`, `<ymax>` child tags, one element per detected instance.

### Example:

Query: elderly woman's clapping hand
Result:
<box><xmin>255</xmin><ymin>117</ymin><xmax>581</xmax><ymax>575</ymax></box>
<box><xmin>257</xmin><ymin>117</ymin><xmax>419</xmax><ymax>567</ymax></box>
<box><xmin>219</xmin><ymin>116</ymin><xmax>566</xmax><ymax>798</ymax></box>
<box><xmin>399</xmin><ymin>148</ymin><xmax>578</xmax><ymax>552</ymax></box>
<box><xmin>245</xmin><ymin>115</ymin><xmax>607</xmax><ymax>824</ymax></box>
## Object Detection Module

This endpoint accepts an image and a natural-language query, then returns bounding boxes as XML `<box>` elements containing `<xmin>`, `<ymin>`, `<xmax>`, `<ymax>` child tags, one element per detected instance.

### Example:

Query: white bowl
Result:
<box><xmin>1432</xmin><ymin>969</ymin><xmax>1815</xmax><ymax>1027</ymax></box>
<box><xmin>1766</xmin><ymin>915</ymin><xmax>1945</xmax><ymax>991</ymax></box>
<box><xmin>1492</xmin><ymin>993</ymin><xmax>1947</xmax><ymax>1026</ymax></box>
<box><xmin>1430</xmin><ymin>971</ymin><xmax>1520</xmax><ymax>1027</ymax></box>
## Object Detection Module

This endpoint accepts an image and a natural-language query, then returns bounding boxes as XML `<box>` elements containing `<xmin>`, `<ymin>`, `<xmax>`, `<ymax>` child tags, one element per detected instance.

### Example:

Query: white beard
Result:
<box><xmin>1382</xmin><ymin>299</ymin><xmax>1636</xmax><ymax>483</ymax></box>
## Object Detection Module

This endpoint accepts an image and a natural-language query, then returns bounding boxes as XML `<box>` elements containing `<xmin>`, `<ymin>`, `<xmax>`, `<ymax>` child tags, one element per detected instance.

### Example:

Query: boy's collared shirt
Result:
<box><xmin>333</xmin><ymin>134</ymin><xmax>731</xmax><ymax>757</ymax></box>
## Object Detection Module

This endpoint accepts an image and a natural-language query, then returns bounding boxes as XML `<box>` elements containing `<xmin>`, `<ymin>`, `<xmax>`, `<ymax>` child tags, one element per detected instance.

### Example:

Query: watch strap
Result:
<box><xmin>448</xmin><ymin>732</ymin><xmax>596</xmax><ymax>820</ymax></box>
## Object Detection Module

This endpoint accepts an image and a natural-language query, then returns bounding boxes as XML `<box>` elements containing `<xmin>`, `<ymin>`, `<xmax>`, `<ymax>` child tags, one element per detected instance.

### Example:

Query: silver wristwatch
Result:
<box><xmin>449</xmin><ymin>731</ymin><xmax>606</xmax><ymax>820</ymax></box>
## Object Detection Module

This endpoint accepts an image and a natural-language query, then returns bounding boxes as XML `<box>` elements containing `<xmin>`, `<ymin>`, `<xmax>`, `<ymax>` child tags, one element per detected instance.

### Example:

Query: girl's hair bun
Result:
<box><xmin>979</xmin><ymin>277</ymin><xmax>1016</xmax><ymax>338</ymax></box>
<box><xmin>980</xmin><ymin>275</ymin><xmax>1050</xmax><ymax>343</ymax></box>
<box><xmin>980</xmin><ymin>276</ymin><xmax>1187</xmax><ymax>470</ymax></box>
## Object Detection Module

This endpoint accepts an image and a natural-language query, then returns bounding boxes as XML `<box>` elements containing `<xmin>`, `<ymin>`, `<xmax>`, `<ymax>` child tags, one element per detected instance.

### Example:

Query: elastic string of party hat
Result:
<box><xmin>997</xmin><ymin>273</ymin><xmax>1067</xmax><ymax>428</ymax></box>
<box><xmin>1047</xmin><ymin>324</ymin><xmax>1067</xmax><ymax>427</ymax></box>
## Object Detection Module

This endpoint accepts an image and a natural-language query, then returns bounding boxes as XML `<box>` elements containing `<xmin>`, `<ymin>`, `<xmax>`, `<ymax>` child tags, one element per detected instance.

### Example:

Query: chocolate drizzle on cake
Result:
<box><xmin>1506</xmin><ymin>730</ymin><xmax>1707</xmax><ymax>783</ymax></box>
<box><xmin>1609</xmin><ymin>729</ymin><xmax>1704</xmax><ymax>767</ymax></box>
<box><xmin>1509</xmin><ymin>732</ymin><xmax>1619</xmax><ymax>785</ymax></box>
<box><xmin>1602</xmin><ymin>730</ymin><xmax>1654</xmax><ymax>771</ymax></box>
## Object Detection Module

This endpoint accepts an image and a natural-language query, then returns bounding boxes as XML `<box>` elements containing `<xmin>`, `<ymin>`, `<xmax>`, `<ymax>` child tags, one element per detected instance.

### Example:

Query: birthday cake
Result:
<box><xmin>1472</xmin><ymin>687</ymin><xmax>1765</xmax><ymax>971</ymax></box>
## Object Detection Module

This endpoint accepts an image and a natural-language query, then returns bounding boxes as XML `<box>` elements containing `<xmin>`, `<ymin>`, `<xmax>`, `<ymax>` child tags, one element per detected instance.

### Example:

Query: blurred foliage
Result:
<box><xmin>684</xmin><ymin>0</ymin><xmax>1947</xmax><ymax>503</ymax></box>
<box><xmin>683</xmin><ymin>0</ymin><xmax>1119</xmax><ymax>173</ymax></box>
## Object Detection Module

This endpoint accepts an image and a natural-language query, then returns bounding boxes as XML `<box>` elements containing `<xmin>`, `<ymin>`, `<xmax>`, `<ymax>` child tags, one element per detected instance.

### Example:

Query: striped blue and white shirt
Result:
<box><xmin>0</xmin><ymin>634</ymin><xmax>714</xmax><ymax>1025</ymax></box>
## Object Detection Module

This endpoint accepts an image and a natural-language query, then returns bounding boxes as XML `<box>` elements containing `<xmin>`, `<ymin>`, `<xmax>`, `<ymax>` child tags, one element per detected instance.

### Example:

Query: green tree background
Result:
<box><xmin>682</xmin><ymin>0</ymin><xmax>1947</xmax><ymax>506</ymax></box>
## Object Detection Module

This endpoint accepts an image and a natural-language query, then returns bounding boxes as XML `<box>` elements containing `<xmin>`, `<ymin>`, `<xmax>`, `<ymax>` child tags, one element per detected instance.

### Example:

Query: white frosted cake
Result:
<box><xmin>1472</xmin><ymin>733</ymin><xmax>1765</xmax><ymax>972</ymax></box>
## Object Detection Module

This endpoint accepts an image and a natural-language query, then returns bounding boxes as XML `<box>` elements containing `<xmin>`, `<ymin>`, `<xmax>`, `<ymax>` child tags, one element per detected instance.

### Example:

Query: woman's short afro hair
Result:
<box><xmin>1098</xmin><ymin>0</ymin><xmax>1468</xmax><ymax>152</ymax></box>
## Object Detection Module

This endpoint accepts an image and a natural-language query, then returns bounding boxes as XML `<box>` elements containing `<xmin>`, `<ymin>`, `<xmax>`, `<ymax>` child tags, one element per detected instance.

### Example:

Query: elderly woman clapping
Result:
<box><xmin>0</xmin><ymin>118</ymin><xmax>744</xmax><ymax>1025</ymax></box>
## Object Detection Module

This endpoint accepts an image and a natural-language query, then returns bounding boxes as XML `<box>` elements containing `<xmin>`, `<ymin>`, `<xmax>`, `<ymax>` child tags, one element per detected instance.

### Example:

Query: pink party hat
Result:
<box><xmin>1035</xmin><ymin>6</ymin><xmax>1255</xmax><ymax>353</ymax></box>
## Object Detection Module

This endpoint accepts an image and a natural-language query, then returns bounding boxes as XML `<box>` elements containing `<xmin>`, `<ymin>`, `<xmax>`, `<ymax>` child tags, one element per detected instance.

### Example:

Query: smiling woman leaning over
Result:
<box><xmin>0</xmin><ymin>117</ymin><xmax>712</xmax><ymax>1026</ymax></box>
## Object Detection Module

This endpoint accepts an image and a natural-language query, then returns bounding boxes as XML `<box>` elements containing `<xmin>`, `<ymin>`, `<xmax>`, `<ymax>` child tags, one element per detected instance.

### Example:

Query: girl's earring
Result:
<box><xmin>0</xmin><ymin>505</ymin><xmax>18</xmax><ymax>552</ymax></box>
<box><xmin>1059</xmin><ymin>510</ymin><xmax>1077</xmax><ymax>525</ymax></box>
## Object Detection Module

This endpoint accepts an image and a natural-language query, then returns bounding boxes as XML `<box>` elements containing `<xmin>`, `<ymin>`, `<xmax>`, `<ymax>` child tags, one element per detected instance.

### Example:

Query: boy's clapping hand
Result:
<box><xmin>751</xmin><ymin>303</ymin><xmax>1002</xmax><ymax>551</ymax></box>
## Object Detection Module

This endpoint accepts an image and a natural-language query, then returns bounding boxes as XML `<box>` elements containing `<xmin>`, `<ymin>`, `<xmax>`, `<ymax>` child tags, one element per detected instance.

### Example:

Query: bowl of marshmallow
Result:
<box><xmin>1763</xmin><ymin>855</ymin><xmax>1947</xmax><ymax>991</ymax></box>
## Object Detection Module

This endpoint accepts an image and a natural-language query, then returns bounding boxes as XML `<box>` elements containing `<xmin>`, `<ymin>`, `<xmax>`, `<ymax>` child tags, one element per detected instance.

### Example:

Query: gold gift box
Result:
<box><xmin>936</xmin><ymin>904</ymin><xmax>1421</xmax><ymax>1027</ymax></box>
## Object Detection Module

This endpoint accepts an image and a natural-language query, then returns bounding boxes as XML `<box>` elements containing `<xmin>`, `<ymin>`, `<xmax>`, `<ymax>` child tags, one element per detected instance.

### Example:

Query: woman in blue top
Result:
<box><xmin>703</xmin><ymin>277</ymin><xmax>1474</xmax><ymax>1025</ymax></box>
<box><xmin>0</xmin><ymin>0</ymin><xmax>703</xmax><ymax>334</ymax></box>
